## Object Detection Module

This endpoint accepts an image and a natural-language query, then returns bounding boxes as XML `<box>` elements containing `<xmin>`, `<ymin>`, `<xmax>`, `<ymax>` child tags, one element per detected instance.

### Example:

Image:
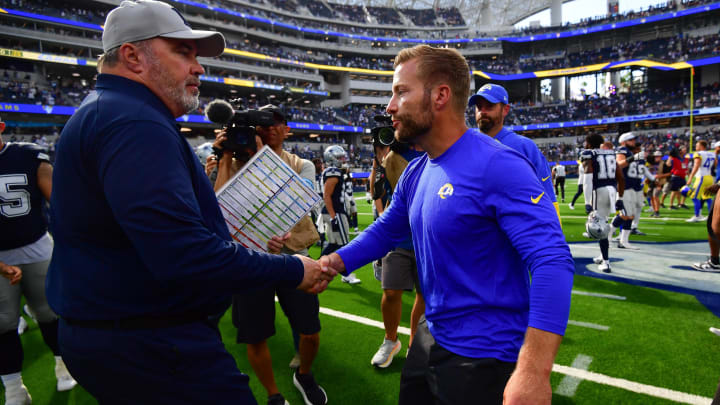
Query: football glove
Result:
<box><xmin>585</xmin><ymin>204</ymin><xmax>593</xmax><ymax>214</ymax></box>
<box><xmin>615</xmin><ymin>199</ymin><xmax>624</xmax><ymax>211</ymax></box>
<box><xmin>331</xmin><ymin>217</ymin><xmax>340</xmax><ymax>232</ymax></box>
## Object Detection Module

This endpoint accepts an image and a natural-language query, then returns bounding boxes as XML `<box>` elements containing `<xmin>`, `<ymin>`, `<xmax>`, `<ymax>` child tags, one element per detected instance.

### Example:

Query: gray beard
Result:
<box><xmin>146</xmin><ymin>53</ymin><xmax>199</xmax><ymax>114</ymax></box>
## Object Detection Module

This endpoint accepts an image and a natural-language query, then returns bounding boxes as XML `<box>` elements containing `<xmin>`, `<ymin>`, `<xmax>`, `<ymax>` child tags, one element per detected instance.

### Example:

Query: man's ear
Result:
<box><xmin>119</xmin><ymin>43</ymin><xmax>145</xmax><ymax>74</ymax></box>
<box><xmin>433</xmin><ymin>84</ymin><xmax>451</xmax><ymax>111</ymax></box>
<box><xmin>502</xmin><ymin>103</ymin><xmax>511</xmax><ymax>119</ymax></box>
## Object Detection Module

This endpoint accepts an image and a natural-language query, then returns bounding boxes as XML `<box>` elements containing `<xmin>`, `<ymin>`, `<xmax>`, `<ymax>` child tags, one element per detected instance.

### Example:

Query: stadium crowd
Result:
<box><xmin>2</xmin><ymin>0</ymin><xmax>715</xmax><ymax>44</ymax></box>
<box><xmin>469</xmin><ymin>32</ymin><xmax>720</xmax><ymax>74</ymax></box>
<box><xmin>4</xmin><ymin>0</ymin><xmax>719</xmax><ymax>77</ymax></box>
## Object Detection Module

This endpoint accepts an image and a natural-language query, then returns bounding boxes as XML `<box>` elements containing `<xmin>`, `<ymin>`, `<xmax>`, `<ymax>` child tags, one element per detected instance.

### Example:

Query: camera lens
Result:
<box><xmin>378</xmin><ymin>127</ymin><xmax>395</xmax><ymax>146</ymax></box>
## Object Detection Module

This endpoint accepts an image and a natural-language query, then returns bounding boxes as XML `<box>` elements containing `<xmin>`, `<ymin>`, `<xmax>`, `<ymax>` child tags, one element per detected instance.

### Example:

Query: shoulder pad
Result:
<box><xmin>617</xmin><ymin>146</ymin><xmax>630</xmax><ymax>155</ymax></box>
<box><xmin>14</xmin><ymin>142</ymin><xmax>50</xmax><ymax>162</ymax></box>
<box><xmin>323</xmin><ymin>167</ymin><xmax>342</xmax><ymax>178</ymax></box>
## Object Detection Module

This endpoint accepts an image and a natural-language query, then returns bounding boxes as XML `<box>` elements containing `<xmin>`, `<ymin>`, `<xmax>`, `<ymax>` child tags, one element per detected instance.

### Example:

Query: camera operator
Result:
<box><xmin>212</xmin><ymin>105</ymin><xmax>327</xmax><ymax>405</ymax></box>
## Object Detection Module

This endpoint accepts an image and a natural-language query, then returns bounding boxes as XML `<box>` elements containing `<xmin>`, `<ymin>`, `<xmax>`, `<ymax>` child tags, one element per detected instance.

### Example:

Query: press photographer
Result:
<box><xmin>365</xmin><ymin>115</ymin><xmax>426</xmax><ymax>368</ymax></box>
<box><xmin>205</xmin><ymin>99</ymin><xmax>274</xmax><ymax>164</ymax></box>
<box><xmin>209</xmin><ymin>102</ymin><xmax>327</xmax><ymax>405</ymax></box>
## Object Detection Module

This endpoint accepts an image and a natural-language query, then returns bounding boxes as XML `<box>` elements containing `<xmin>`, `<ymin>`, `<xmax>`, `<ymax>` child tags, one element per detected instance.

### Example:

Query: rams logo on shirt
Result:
<box><xmin>437</xmin><ymin>183</ymin><xmax>454</xmax><ymax>199</ymax></box>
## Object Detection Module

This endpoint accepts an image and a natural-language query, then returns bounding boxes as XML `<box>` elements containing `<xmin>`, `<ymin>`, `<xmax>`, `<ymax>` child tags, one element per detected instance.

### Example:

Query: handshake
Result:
<box><xmin>294</xmin><ymin>253</ymin><xmax>346</xmax><ymax>294</ymax></box>
<box><xmin>265</xmin><ymin>234</ymin><xmax>347</xmax><ymax>295</ymax></box>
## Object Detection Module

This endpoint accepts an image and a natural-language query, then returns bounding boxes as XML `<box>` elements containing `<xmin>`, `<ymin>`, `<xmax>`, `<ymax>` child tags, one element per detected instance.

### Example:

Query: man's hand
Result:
<box><xmin>585</xmin><ymin>204</ymin><xmax>593</xmax><ymax>214</ymax></box>
<box><xmin>205</xmin><ymin>155</ymin><xmax>218</xmax><ymax>177</ymax></box>
<box><xmin>267</xmin><ymin>232</ymin><xmax>291</xmax><ymax>254</ymax></box>
<box><xmin>331</xmin><ymin>217</ymin><xmax>340</xmax><ymax>232</ymax></box>
<box><xmin>0</xmin><ymin>262</ymin><xmax>22</xmax><ymax>285</ymax></box>
<box><xmin>319</xmin><ymin>253</ymin><xmax>346</xmax><ymax>275</ymax></box>
<box><xmin>503</xmin><ymin>327</ymin><xmax>561</xmax><ymax>405</ymax></box>
<box><xmin>615</xmin><ymin>199</ymin><xmax>624</xmax><ymax>211</ymax></box>
<box><xmin>295</xmin><ymin>255</ymin><xmax>337</xmax><ymax>294</ymax></box>
<box><xmin>503</xmin><ymin>367</ymin><xmax>552</xmax><ymax>405</ymax></box>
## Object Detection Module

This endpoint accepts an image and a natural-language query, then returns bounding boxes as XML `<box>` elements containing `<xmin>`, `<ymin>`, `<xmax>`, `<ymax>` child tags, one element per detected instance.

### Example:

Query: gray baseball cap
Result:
<box><xmin>102</xmin><ymin>0</ymin><xmax>225</xmax><ymax>57</ymax></box>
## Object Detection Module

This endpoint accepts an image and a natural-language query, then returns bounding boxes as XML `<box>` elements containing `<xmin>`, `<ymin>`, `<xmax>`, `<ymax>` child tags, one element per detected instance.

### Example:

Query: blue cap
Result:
<box><xmin>468</xmin><ymin>83</ymin><xmax>509</xmax><ymax>106</ymax></box>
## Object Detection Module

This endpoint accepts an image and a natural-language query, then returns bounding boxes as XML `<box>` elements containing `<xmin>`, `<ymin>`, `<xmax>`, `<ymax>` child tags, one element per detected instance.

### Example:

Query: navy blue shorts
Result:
<box><xmin>58</xmin><ymin>319</ymin><xmax>256</xmax><ymax>404</ymax></box>
<box><xmin>232</xmin><ymin>286</ymin><xmax>320</xmax><ymax>344</ymax></box>
<box><xmin>670</xmin><ymin>175</ymin><xmax>686</xmax><ymax>191</ymax></box>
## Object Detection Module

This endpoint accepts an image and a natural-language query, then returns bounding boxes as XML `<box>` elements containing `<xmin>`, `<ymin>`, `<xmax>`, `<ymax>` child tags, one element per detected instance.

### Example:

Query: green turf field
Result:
<box><xmin>5</xmin><ymin>182</ymin><xmax>719</xmax><ymax>404</ymax></box>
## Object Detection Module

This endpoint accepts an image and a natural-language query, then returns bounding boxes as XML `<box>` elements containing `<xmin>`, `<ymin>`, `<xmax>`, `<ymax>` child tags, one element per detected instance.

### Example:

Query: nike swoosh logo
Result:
<box><xmin>531</xmin><ymin>192</ymin><xmax>545</xmax><ymax>204</ymax></box>
<box><xmin>541</xmin><ymin>176</ymin><xmax>550</xmax><ymax>181</ymax></box>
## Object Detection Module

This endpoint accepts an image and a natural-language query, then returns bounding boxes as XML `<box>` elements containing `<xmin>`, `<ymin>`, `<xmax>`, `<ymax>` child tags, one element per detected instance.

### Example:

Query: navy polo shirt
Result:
<box><xmin>47</xmin><ymin>74</ymin><xmax>303</xmax><ymax>320</ymax></box>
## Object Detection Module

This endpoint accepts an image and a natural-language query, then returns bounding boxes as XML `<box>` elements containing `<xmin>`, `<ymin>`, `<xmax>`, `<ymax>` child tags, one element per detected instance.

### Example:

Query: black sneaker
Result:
<box><xmin>669</xmin><ymin>206</ymin><xmax>678</xmax><ymax>210</ymax></box>
<box><xmin>293</xmin><ymin>371</ymin><xmax>327</xmax><ymax>405</ymax></box>
<box><xmin>680</xmin><ymin>204</ymin><xmax>690</xmax><ymax>209</ymax></box>
<box><xmin>630</xmin><ymin>228</ymin><xmax>646</xmax><ymax>236</ymax></box>
<box><xmin>660</xmin><ymin>203</ymin><xmax>666</xmax><ymax>208</ymax></box>
<box><xmin>268</xmin><ymin>393</ymin><xmax>289</xmax><ymax>405</ymax></box>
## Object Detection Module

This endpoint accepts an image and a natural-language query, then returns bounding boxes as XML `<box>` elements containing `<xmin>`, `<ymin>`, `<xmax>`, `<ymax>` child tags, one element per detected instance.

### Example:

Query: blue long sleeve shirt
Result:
<box><xmin>338</xmin><ymin>128</ymin><xmax>574</xmax><ymax>361</ymax></box>
<box><xmin>495</xmin><ymin>127</ymin><xmax>557</xmax><ymax>204</ymax></box>
<box><xmin>47</xmin><ymin>74</ymin><xmax>303</xmax><ymax>320</ymax></box>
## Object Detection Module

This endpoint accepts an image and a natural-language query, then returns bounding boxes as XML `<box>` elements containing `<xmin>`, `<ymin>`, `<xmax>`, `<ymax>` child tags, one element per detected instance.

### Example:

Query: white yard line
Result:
<box><xmin>556</xmin><ymin>354</ymin><xmax>593</xmax><ymax>397</ymax></box>
<box><xmin>572</xmin><ymin>290</ymin><xmax>626</xmax><ymax>300</ymax></box>
<box><xmin>552</xmin><ymin>365</ymin><xmax>711</xmax><ymax>404</ymax></box>
<box><xmin>567</xmin><ymin>320</ymin><xmax>609</xmax><ymax>331</ymax></box>
<box><xmin>315</xmin><ymin>305</ymin><xmax>711</xmax><ymax>404</ymax></box>
<box><xmin>319</xmin><ymin>306</ymin><xmax>411</xmax><ymax>336</ymax></box>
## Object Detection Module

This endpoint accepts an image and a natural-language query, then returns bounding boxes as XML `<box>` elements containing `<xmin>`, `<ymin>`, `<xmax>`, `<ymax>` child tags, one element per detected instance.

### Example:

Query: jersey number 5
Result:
<box><xmin>0</xmin><ymin>174</ymin><xmax>31</xmax><ymax>218</ymax></box>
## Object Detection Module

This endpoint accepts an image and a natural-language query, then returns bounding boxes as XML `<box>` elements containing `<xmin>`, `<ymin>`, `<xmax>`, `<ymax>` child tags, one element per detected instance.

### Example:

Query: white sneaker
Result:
<box><xmin>582</xmin><ymin>232</ymin><xmax>590</xmax><ymax>238</ymax></box>
<box><xmin>598</xmin><ymin>260</ymin><xmax>611</xmax><ymax>273</ymax></box>
<box><xmin>289</xmin><ymin>352</ymin><xmax>301</xmax><ymax>369</ymax></box>
<box><xmin>710</xmin><ymin>327</ymin><xmax>720</xmax><ymax>337</ymax></box>
<box><xmin>568</xmin><ymin>203</ymin><xmax>575</xmax><ymax>210</ymax></box>
<box><xmin>592</xmin><ymin>255</ymin><xmax>604</xmax><ymax>264</ymax></box>
<box><xmin>341</xmin><ymin>273</ymin><xmax>361</xmax><ymax>285</ymax></box>
<box><xmin>617</xmin><ymin>242</ymin><xmax>639</xmax><ymax>250</ymax></box>
<box><xmin>686</xmin><ymin>216</ymin><xmax>703</xmax><ymax>223</ymax></box>
<box><xmin>371</xmin><ymin>339</ymin><xmax>401</xmax><ymax>368</ymax></box>
<box><xmin>692</xmin><ymin>260</ymin><xmax>720</xmax><ymax>272</ymax></box>
<box><xmin>611</xmin><ymin>236</ymin><xmax>620</xmax><ymax>243</ymax></box>
<box><xmin>55</xmin><ymin>358</ymin><xmax>78</xmax><ymax>392</ymax></box>
<box><xmin>23</xmin><ymin>305</ymin><xmax>36</xmax><ymax>322</ymax></box>
<box><xmin>17</xmin><ymin>317</ymin><xmax>28</xmax><ymax>335</ymax></box>
<box><xmin>5</xmin><ymin>384</ymin><xmax>32</xmax><ymax>405</ymax></box>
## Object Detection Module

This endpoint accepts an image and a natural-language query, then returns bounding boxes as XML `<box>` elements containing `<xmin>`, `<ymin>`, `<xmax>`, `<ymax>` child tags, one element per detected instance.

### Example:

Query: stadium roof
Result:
<box><xmin>341</xmin><ymin>0</ymin><xmax>562</xmax><ymax>27</ymax></box>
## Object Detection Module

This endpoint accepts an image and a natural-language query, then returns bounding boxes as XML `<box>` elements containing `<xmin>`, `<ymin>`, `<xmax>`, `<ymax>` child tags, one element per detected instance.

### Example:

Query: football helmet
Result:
<box><xmin>195</xmin><ymin>142</ymin><xmax>214</xmax><ymax>165</ymax></box>
<box><xmin>324</xmin><ymin>145</ymin><xmax>347</xmax><ymax>167</ymax></box>
<box><xmin>585</xmin><ymin>211</ymin><xmax>610</xmax><ymax>240</ymax></box>
<box><xmin>680</xmin><ymin>185</ymin><xmax>693</xmax><ymax>198</ymax></box>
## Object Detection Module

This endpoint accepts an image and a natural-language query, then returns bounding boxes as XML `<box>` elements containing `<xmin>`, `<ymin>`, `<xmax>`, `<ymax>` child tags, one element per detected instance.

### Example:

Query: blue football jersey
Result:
<box><xmin>0</xmin><ymin>142</ymin><xmax>51</xmax><ymax>249</ymax></box>
<box><xmin>618</xmin><ymin>146</ymin><xmax>644</xmax><ymax>191</ymax></box>
<box><xmin>581</xmin><ymin>148</ymin><xmax>617</xmax><ymax>189</ymax></box>
<box><xmin>321</xmin><ymin>166</ymin><xmax>345</xmax><ymax>214</ymax></box>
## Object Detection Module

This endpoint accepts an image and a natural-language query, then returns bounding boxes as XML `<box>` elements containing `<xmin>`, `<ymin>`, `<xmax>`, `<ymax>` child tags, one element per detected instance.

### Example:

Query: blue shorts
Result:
<box><xmin>58</xmin><ymin>319</ymin><xmax>256</xmax><ymax>404</ymax></box>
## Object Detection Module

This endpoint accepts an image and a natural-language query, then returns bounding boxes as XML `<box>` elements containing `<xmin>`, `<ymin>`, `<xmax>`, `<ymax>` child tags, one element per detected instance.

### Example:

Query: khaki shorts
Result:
<box><xmin>381</xmin><ymin>248</ymin><xmax>420</xmax><ymax>292</ymax></box>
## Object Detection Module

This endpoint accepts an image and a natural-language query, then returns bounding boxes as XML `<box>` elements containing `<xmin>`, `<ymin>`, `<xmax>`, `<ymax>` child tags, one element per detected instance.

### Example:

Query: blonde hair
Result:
<box><xmin>394</xmin><ymin>45</ymin><xmax>470</xmax><ymax>115</ymax></box>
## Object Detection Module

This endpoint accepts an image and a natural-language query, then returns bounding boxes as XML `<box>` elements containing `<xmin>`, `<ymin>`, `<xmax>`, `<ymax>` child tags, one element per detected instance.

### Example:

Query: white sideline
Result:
<box><xmin>317</xmin><ymin>305</ymin><xmax>712</xmax><ymax>404</ymax></box>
